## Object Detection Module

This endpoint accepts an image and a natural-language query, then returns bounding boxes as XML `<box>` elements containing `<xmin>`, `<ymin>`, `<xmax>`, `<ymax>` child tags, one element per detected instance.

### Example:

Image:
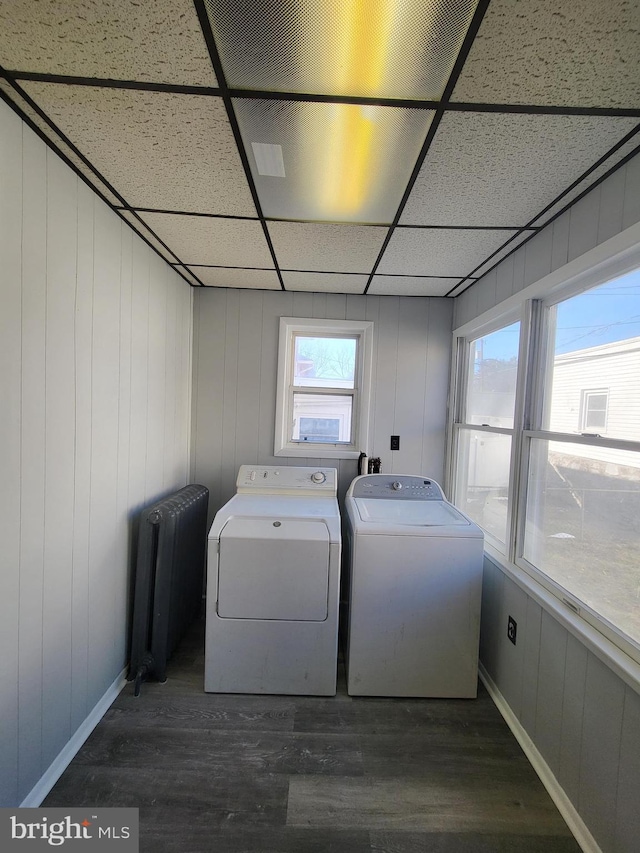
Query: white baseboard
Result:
<box><xmin>20</xmin><ymin>667</ymin><xmax>128</xmax><ymax>807</ymax></box>
<box><xmin>479</xmin><ymin>663</ymin><xmax>601</xmax><ymax>853</ymax></box>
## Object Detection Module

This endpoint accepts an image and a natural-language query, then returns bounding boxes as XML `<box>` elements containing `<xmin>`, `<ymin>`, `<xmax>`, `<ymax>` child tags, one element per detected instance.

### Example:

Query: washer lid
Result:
<box><xmin>354</xmin><ymin>498</ymin><xmax>469</xmax><ymax>526</ymax></box>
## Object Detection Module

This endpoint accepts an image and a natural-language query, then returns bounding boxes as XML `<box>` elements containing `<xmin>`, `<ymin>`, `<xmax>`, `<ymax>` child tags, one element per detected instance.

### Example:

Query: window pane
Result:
<box><xmin>465</xmin><ymin>322</ymin><xmax>520</xmax><ymax>428</ymax></box>
<box><xmin>546</xmin><ymin>271</ymin><xmax>640</xmax><ymax>438</ymax></box>
<box><xmin>455</xmin><ymin>428</ymin><xmax>512</xmax><ymax>546</ymax></box>
<box><xmin>292</xmin><ymin>393</ymin><xmax>353</xmax><ymax>443</ymax></box>
<box><xmin>524</xmin><ymin>439</ymin><xmax>640</xmax><ymax>647</ymax></box>
<box><xmin>294</xmin><ymin>336</ymin><xmax>356</xmax><ymax>388</ymax></box>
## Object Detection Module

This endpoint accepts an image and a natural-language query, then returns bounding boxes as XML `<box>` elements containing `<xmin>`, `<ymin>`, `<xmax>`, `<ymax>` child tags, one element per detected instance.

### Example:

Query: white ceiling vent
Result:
<box><xmin>251</xmin><ymin>142</ymin><xmax>286</xmax><ymax>177</ymax></box>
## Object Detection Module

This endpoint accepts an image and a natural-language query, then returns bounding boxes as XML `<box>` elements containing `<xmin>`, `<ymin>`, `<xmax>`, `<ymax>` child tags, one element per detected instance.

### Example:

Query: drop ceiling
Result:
<box><xmin>1</xmin><ymin>0</ymin><xmax>639</xmax><ymax>298</ymax></box>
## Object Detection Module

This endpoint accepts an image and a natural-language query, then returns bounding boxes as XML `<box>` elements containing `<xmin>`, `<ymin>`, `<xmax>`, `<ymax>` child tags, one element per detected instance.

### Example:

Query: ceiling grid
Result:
<box><xmin>0</xmin><ymin>0</ymin><xmax>638</xmax><ymax>296</ymax></box>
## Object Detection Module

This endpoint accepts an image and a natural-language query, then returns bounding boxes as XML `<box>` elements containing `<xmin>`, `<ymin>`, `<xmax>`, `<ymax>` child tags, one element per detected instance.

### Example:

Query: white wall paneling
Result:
<box><xmin>0</xmin><ymin>99</ymin><xmax>193</xmax><ymax>807</ymax></box>
<box><xmin>192</xmin><ymin>288</ymin><xmax>453</xmax><ymax>520</ymax></box>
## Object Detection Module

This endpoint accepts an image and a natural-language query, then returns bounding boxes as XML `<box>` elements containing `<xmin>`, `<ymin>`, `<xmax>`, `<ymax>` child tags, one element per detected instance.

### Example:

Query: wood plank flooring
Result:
<box><xmin>44</xmin><ymin>619</ymin><xmax>581</xmax><ymax>852</ymax></box>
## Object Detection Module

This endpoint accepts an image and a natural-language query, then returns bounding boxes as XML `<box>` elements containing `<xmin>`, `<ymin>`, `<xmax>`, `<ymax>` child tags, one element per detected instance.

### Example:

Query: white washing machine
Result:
<box><xmin>345</xmin><ymin>474</ymin><xmax>484</xmax><ymax>698</ymax></box>
<box><xmin>205</xmin><ymin>465</ymin><xmax>341</xmax><ymax>695</ymax></box>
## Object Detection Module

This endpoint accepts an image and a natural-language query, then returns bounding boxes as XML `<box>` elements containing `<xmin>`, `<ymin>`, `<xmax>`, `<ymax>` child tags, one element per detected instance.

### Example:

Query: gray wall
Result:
<box><xmin>0</xmin><ymin>100</ymin><xmax>194</xmax><ymax>807</ymax></box>
<box><xmin>458</xmin><ymin>152</ymin><xmax>640</xmax><ymax>853</ymax></box>
<box><xmin>191</xmin><ymin>288</ymin><xmax>453</xmax><ymax>518</ymax></box>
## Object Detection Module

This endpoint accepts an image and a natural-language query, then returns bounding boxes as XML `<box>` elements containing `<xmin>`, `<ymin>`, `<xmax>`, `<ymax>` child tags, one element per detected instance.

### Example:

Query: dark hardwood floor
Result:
<box><xmin>44</xmin><ymin>620</ymin><xmax>581</xmax><ymax>852</ymax></box>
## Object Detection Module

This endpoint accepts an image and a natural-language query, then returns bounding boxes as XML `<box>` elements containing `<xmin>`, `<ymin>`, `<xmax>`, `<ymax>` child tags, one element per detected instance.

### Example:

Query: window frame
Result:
<box><xmin>274</xmin><ymin>317</ymin><xmax>374</xmax><ymax>459</ymax></box>
<box><xmin>449</xmin><ymin>310</ymin><xmax>525</xmax><ymax>555</ymax></box>
<box><xmin>448</xmin><ymin>228</ymin><xmax>640</xmax><ymax>671</ymax></box>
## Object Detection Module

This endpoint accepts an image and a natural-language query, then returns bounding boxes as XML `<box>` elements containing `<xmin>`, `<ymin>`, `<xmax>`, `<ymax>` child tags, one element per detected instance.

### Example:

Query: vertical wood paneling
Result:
<box><xmin>615</xmin><ymin>686</ymin><xmax>640</xmax><ymax>853</ymax></box>
<box><xmin>512</xmin><ymin>245</ymin><xmax>526</xmax><ymax>294</ymax></box>
<box><xmin>114</xmin><ymin>223</ymin><xmax>133</xmax><ymax>671</ymax></box>
<box><xmin>0</xmin><ymin>104</ymin><xmax>23</xmax><ymax>807</ymax></box>
<box><xmin>421</xmin><ymin>298</ymin><xmax>452</xmax><ymax>484</ymax></box>
<box><xmin>70</xmin><ymin>181</ymin><xmax>94</xmax><ymax>733</ymax></box>
<box><xmin>258</xmin><ymin>290</ymin><xmax>291</xmax><ymax>470</ymax></box>
<box><xmin>42</xmin><ymin>153</ymin><xmax>77</xmax><ymax>768</ymax></box>
<box><xmin>475</xmin><ymin>271</ymin><xmax>497</xmax><ymax>315</ymax></box>
<box><xmin>495</xmin><ymin>576</ymin><xmax>527</xmax><ymax>717</ymax></box>
<box><xmin>364</xmin><ymin>295</ymin><xmax>380</xmax><ymax>461</ymax></box>
<box><xmin>558</xmin><ymin>635</ymin><xmax>588</xmax><ymax>804</ymax></box>
<box><xmin>534</xmin><ymin>611</ymin><xmax>568</xmax><ymax>772</ymax></box>
<box><xmin>523</xmin><ymin>226</ymin><xmax>552</xmax><ymax>287</ymax></box>
<box><xmin>221</xmin><ymin>289</ymin><xmax>241</xmax><ymax>501</ymax></box>
<box><xmin>18</xmin><ymin>128</ymin><xmax>46</xmax><ymax>796</ymax></box>
<box><xmin>479</xmin><ymin>558</ymin><xmax>503</xmax><ymax>676</ymax></box>
<box><xmin>519</xmin><ymin>596</ymin><xmax>542</xmax><ymax>735</ymax></box>
<box><xmin>371</xmin><ymin>297</ymin><xmax>399</xmax><ymax>463</ymax></box>
<box><xmin>88</xmin><ymin>202</ymin><xmax>122</xmax><ymax>706</ymax></box>
<box><xmin>568</xmin><ymin>190</ymin><xmax>601</xmax><ymax>262</ymax></box>
<box><xmin>162</xmin><ymin>265</ymin><xmax>176</xmax><ymax>488</ymax></box>
<box><xmin>393</xmin><ymin>298</ymin><xmax>429</xmax><ymax>474</ymax></box>
<box><xmin>195</xmin><ymin>288</ymin><xmax>228</xmax><ymax>512</ymax></box>
<box><xmin>578</xmin><ymin>653</ymin><xmax>625</xmax><ymax>852</ymax></box>
<box><xmin>145</xmin><ymin>254</ymin><xmax>168</xmax><ymax>500</ymax></box>
<box><xmin>128</xmin><ymin>240</ymin><xmax>150</xmax><ymax>508</ymax></box>
<box><xmin>550</xmin><ymin>211</ymin><xmax>571</xmax><ymax>271</ymax></box>
<box><xmin>235</xmin><ymin>290</ymin><xmax>264</xmax><ymax>468</ymax></box>
<box><xmin>495</xmin><ymin>254</ymin><xmax>515</xmax><ymax>305</ymax></box>
<box><xmin>621</xmin><ymin>153</ymin><xmax>640</xmax><ymax>230</ymax></box>
<box><xmin>597</xmin><ymin>168</ymin><xmax>626</xmax><ymax>244</ymax></box>
<box><xmin>1</xmin><ymin>106</ymin><xmax>193</xmax><ymax>806</ymax></box>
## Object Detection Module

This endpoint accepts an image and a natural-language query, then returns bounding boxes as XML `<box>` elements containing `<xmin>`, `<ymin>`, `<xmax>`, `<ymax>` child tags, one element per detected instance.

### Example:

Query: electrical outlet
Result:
<box><xmin>507</xmin><ymin>616</ymin><xmax>517</xmax><ymax>645</ymax></box>
<box><xmin>390</xmin><ymin>435</ymin><xmax>400</xmax><ymax>450</ymax></box>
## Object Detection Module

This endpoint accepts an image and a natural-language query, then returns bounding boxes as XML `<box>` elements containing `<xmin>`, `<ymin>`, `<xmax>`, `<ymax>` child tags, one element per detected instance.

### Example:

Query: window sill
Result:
<box><xmin>483</xmin><ymin>542</ymin><xmax>640</xmax><ymax>695</ymax></box>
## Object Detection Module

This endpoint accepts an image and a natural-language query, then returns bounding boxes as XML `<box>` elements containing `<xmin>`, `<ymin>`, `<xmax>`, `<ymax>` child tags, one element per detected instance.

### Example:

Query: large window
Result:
<box><xmin>451</xmin><ymin>268</ymin><xmax>640</xmax><ymax>661</ymax></box>
<box><xmin>274</xmin><ymin>318</ymin><xmax>373</xmax><ymax>458</ymax></box>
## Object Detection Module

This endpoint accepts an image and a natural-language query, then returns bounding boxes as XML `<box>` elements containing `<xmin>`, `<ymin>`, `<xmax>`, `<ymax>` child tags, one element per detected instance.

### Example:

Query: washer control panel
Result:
<box><xmin>236</xmin><ymin>465</ymin><xmax>337</xmax><ymax>495</ymax></box>
<box><xmin>348</xmin><ymin>474</ymin><xmax>445</xmax><ymax>500</ymax></box>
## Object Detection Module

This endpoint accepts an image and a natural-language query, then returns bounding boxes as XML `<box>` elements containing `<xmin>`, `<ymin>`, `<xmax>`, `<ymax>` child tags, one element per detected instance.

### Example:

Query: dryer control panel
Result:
<box><xmin>236</xmin><ymin>465</ymin><xmax>338</xmax><ymax>495</ymax></box>
<box><xmin>348</xmin><ymin>474</ymin><xmax>445</xmax><ymax>500</ymax></box>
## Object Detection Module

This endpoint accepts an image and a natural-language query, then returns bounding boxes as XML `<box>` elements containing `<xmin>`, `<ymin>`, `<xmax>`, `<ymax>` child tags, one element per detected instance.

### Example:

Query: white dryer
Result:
<box><xmin>205</xmin><ymin>465</ymin><xmax>341</xmax><ymax>695</ymax></box>
<box><xmin>345</xmin><ymin>474</ymin><xmax>484</xmax><ymax>698</ymax></box>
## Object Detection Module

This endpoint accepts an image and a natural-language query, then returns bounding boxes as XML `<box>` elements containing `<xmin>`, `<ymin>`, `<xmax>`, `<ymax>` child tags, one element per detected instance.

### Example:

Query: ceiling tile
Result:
<box><xmin>400</xmin><ymin>112</ymin><xmax>640</xmax><ymax>227</ymax></box>
<box><xmin>138</xmin><ymin>213</ymin><xmax>275</xmax><ymax>268</ymax></box>
<box><xmin>0</xmin><ymin>79</ymin><xmax>123</xmax><ymax>206</ymax></box>
<box><xmin>368</xmin><ymin>275</ymin><xmax>459</xmax><ymax>296</ymax></box>
<box><xmin>234</xmin><ymin>98</ymin><xmax>434</xmax><ymax>224</ymax></box>
<box><xmin>529</xmin><ymin>134</ymin><xmax>640</xmax><ymax>229</ymax></box>
<box><xmin>268</xmin><ymin>222</ymin><xmax>388</xmax><ymax>274</ymax></box>
<box><xmin>187</xmin><ymin>267</ymin><xmax>281</xmax><ymax>290</ymax></box>
<box><xmin>452</xmin><ymin>0</ymin><xmax>640</xmax><ymax>108</ymax></box>
<box><xmin>282</xmin><ymin>272</ymin><xmax>368</xmax><ymax>293</ymax></box>
<box><xmin>119</xmin><ymin>210</ymin><xmax>180</xmax><ymax>263</ymax></box>
<box><xmin>20</xmin><ymin>83</ymin><xmax>256</xmax><ymax>216</ymax></box>
<box><xmin>0</xmin><ymin>0</ymin><xmax>217</xmax><ymax>86</ymax></box>
<box><xmin>206</xmin><ymin>0</ymin><xmax>479</xmax><ymax>100</ymax></box>
<box><xmin>461</xmin><ymin>230</ymin><xmax>533</xmax><ymax>281</ymax></box>
<box><xmin>377</xmin><ymin>228</ymin><xmax>517</xmax><ymax>277</ymax></box>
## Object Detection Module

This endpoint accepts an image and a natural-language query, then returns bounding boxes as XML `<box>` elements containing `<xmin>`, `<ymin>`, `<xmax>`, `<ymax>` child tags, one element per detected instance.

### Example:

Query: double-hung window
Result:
<box><xmin>520</xmin><ymin>275</ymin><xmax>640</xmax><ymax>653</ymax></box>
<box><xmin>451</xmin><ymin>320</ymin><xmax>521</xmax><ymax>552</ymax></box>
<box><xmin>274</xmin><ymin>317</ymin><xmax>373</xmax><ymax>459</ymax></box>
<box><xmin>450</xmin><ymin>263</ymin><xmax>640</xmax><ymax>662</ymax></box>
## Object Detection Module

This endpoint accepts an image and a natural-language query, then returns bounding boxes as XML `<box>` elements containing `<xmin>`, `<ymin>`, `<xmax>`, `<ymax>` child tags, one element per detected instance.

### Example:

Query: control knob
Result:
<box><xmin>311</xmin><ymin>471</ymin><xmax>326</xmax><ymax>484</ymax></box>
<box><xmin>391</xmin><ymin>481</ymin><xmax>403</xmax><ymax>491</ymax></box>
